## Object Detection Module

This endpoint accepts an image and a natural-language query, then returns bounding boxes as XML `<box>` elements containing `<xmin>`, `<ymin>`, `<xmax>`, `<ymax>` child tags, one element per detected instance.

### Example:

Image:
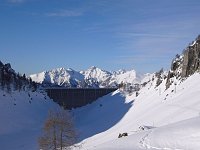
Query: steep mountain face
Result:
<box><xmin>30</xmin><ymin>67</ymin><xmax>143</xmax><ymax>88</ymax></box>
<box><xmin>182</xmin><ymin>36</ymin><xmax>200</xmax><ymax>77</ymax></box>
<box><xmin>166</xmin><ymin>35</ymin><xmax>200</xmax><ymax>89</ymax></box>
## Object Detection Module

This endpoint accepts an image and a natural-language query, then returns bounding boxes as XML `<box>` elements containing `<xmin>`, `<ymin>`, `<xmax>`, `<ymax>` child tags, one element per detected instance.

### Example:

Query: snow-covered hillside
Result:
<box><xmin>0</xmin><ymin>90</ymin><xmax>59</xmax><ymax>150</ymax></box>
<box><xmin>71</xmin><ymin>73</ymin><xmax>200</xmax><ymax>150</ymax></box>
<box><xmin>30</xmin><ymin>66</ymin><xmax>143</xmax><ymax>88</ymax></box>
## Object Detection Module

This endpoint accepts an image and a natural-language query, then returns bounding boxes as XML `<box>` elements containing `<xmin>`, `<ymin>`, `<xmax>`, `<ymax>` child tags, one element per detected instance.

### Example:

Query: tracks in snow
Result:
<box><xmin>139</xmin><ymin>130</ymin><xmax>184</xmax><ymax>150</ymax></box>
<box><xmin>139</xmin><ymin>130</ymin><xmax>152</xmax><ymax>149</ymax></box>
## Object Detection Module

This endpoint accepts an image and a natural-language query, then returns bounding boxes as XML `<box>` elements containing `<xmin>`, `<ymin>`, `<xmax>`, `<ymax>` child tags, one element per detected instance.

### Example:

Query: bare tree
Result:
<box><xmin>39</xmin><ymin>109</ymin><xmax>77</xmax><ymax>150</ymax></box>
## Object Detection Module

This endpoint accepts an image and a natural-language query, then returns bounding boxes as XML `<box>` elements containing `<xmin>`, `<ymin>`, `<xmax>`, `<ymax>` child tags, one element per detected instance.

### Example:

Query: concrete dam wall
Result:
<box><xmin>45</xmin><ymin>88</ymin><xmax>117</xmax><ymax>109</ymax></box>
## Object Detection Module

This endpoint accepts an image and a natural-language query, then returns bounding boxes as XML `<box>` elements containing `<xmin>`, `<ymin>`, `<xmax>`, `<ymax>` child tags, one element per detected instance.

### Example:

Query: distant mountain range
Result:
<box><xmin>30</xmin><ymin>66</ymin><xmax>144</xmax><ymax>88</ymax></box>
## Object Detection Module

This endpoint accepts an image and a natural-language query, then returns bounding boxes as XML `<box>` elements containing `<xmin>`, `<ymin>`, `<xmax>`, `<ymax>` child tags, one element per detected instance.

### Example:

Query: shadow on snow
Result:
<box><xmin>72</xmin><ymin>92</ymin><xmax>133</xmax><ymax>142</ymax></box>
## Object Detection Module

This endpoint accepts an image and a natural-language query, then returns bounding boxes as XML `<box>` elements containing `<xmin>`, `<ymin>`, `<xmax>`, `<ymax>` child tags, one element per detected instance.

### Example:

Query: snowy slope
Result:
<box><xmin>94</xmin><ymin>117</ymin><xmax>200</xmax><ymax>150</ymax></box>
<box><xmin>71</xmin><ymin>73</ymin><xmax>200</xmax><ymax>149</ymax></box>
<box><xmin>0</xmin><ymin>90</ymin><xmax>59</xmax><ymax>150</ymax></box>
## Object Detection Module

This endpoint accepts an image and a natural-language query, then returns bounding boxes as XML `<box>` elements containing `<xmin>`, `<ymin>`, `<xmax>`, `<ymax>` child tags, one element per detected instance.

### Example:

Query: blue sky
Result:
<box><xmin>0</xmin><ymin>0</ymin><xmax>200</xmax><ymax>75</ymax></box>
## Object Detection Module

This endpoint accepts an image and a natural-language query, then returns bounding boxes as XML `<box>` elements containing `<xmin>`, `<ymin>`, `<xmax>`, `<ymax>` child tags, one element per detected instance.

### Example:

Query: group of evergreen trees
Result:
<box><xmin>0</xmin><ymin>61</ymin><xmax>37</xmax><ymax>93</ymax></box>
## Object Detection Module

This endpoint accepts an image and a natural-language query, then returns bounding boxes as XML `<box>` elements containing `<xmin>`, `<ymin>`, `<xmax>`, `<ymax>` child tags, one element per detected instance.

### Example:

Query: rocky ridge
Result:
<box><xmin>166</xmin><ymin>35</ymin><xmax>200</xmax><ymax>89</ymax></box>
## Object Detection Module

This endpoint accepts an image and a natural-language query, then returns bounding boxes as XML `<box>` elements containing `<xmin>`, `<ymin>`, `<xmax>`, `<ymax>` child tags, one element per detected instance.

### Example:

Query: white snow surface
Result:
<box><xmin>190</xmin><ymin>40</ymin><xmax>197</xmax><ymax>46</ymax></box>
<box><xmin>94</xmin><ymin>117</ymin><xmax>200</xmax><ymax>150</ymax></box>
<box><xmin>0</xmin><ymin>90</ymin><xmax>59</xmax><ymax>150</ymax></box>
<box><xmin>71</xmin><ymin>73</ymin><xmax>200</xmax><ymax>150</ymax></box>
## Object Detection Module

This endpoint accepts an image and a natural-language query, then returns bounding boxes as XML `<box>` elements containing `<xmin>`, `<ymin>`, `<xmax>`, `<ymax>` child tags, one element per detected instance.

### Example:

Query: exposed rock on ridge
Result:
<box><xmin>166</xmin><ymin>35</ymin><xmax>200</xmax><ymax>89</ymax></box>
<box><xmin>182</xmin><ymin>36</ymin><xmax>200</xmax><ymax>77</ymax></box>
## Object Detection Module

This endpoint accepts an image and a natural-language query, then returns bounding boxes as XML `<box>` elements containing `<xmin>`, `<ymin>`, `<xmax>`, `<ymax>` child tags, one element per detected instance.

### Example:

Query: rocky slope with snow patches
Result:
<box><xmin>30</xmin><ymin>66</ymin><xmax>143</xmax><ymax>88</ymax></box>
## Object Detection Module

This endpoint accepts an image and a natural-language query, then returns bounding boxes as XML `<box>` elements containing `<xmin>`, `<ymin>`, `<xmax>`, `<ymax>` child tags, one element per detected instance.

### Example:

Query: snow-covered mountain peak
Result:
<box><xmin>113</xmin><ymin>69</ymin><xmax>127</xmax><ymax>75</ymax></box>
<box><xmin>113</xmin><ymin>69</ymin><xmax>140</xmax><ymax>84</ymax></box>
<box><xmin>85</xmin><ymin>66</ymin><xmax>111</xmax><ymax>74</ymax></box>
<box><xmin>57</xmin><ymin>67</ymin><xmax>65</xmax><ymax>71</ymax></box>
<box><xmin>80</xmin><ymin>66</ymin><xmax>111</xmax><ymax>82</ymax></box>
<box><xmin>30</xmin><ymin>67</ymin><xmax>85</xmax><ymax>87</ymax></box>
<box><xmin>80</xmin><ymin>66</ymin><xmax>112</xmax><ymax>88</ymax></box>
<box><xmin>51</xmin><ymin>67</ymin><xmax>75</xmax><ymax>73</ymax></box>
<box><xmin>67</xmin><ymin>68</ymin><xmax>75</xmax><ymax>72</ymax></box>
<box><xmin>89</xmin><ymin>66</ymin><xmax>97</xmax><ymax>70</ymax></box>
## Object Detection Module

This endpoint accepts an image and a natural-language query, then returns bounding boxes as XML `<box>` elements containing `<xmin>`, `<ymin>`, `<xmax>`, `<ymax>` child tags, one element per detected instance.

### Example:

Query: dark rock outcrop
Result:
<box><xmin>182</xmin><ymin>36</ymin><xmax>200</xmax><ymax>77</ymax></box>
<box><xmin>166</xmin><ymin>35</ymin><xmax>200</xmax><ymax>89</ymax></box>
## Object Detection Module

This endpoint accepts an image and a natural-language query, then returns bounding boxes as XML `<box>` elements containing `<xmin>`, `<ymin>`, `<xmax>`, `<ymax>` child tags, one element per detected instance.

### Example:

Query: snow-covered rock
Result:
<box><xmin>30</xmin><ymin>67</ymin><xmax>143</xmax><ymax>88</ymax></box>
<box><xmin>30</xmin><ymin>68</ymin><xmax>85</xmax><ymax>88</ymax></box>
<box><xmin>81</xmin><ymin>66</ymin><xmax>112</xmax><ymax>88</ymax></box>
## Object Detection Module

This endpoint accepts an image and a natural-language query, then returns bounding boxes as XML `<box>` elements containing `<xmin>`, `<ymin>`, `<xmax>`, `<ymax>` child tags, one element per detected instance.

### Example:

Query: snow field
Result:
<box><xmin>72</xmin><ymin>73</ymin><xmax>200</xmax><ymax>149</ymax></box>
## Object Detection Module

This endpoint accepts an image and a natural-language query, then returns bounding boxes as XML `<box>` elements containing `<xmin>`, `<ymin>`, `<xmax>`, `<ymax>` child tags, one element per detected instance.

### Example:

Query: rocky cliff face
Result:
<box><xmin>182</xmin><ymin>36</ymin><xmax>200</xmax><ymax>77</ymax></box>
<box><xmin>166</xmin><ymin>35</ymin><xmax>200</xmax><ymax>89</ymax></box>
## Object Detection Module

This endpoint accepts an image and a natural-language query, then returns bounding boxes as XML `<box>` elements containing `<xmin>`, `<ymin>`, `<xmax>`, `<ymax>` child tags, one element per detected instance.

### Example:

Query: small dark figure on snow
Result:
<box><xmin>118</xmin><ymin>132</ymin><xmax>128</xmax><ymax>138</ymax></box>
